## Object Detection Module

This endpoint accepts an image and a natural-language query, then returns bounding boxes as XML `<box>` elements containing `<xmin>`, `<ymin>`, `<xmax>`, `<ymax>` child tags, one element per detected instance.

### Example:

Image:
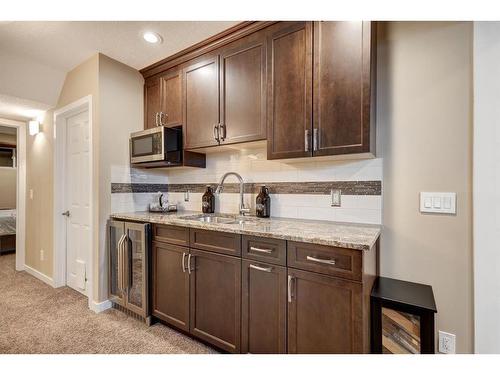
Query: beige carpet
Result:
<box><xmin>0</xmin><ymin>254</ymin><xmax>216</xmax><ymax>354</ymax></box>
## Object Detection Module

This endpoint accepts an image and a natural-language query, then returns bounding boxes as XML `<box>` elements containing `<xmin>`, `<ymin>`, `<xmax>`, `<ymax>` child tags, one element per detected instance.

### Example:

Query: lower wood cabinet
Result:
<box><xmin>152</xmin><ymin>241</ymin><xmax>190</xmax><ymax>332</ymax></box>
<box><xmin>287</xmin><ymin>268</ymin><xmax>363</xmax><ymax>354</ymax></box>
<box><xmin>189</xmin><ymin>249</ymin><xmax>242</xmax><ymax>353</ymax></box>
<box><xmin>150</xmin><ymin>223</ymin><xmax>377</xmax><ymax>354</ymax></box>
<box><xmin>241</xmin><ymin>259</ymin><xmax>287</xmax><ymax>353</ymax></box>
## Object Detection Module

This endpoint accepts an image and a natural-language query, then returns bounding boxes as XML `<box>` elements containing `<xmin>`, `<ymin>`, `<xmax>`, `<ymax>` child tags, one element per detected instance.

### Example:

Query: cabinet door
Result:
<box><xmin>183</xmin><ymin>55</ymin><xmax>220</xmax><ymax>149</ymax></box>
<box><xmin>267</xmin><ymin>22</ymin><xmax>313</xmax><ymax>160</ymax></box>
<box><xmin>124</xmin><ymin>222</ymin><xmax>149</xmax><ymax>317</ymax></box>
<box><xmin>219</xmin><ymin>33</ymin><xmax>267</xmax><ymax>145</ymax></box>
<box><xmin>160</xmin><ymin>68</ymin><xmax>182</xmax><ymax>127</ymax></box>
<box><xmin>287</xmin><ymin>268</ymin><xmax>363</xmax><ymax>353</ymax></box>
<box><xmin>313</xmin><ymin>21</ymin><xmax>375</xmax><ymax>156</ymax></box>
<box><xmin>108</xmin><ymin>221</ymin><xmax>125</xmax><ymax>306</ymax></box>
<box><xmin>241</xmin><ymin>260</ymin><xmax>287</xmax><ymax>353</ymax></box>
<box><xmin>144</xmin><ymin>77</ymin><xmax>161</xmax><ymax>129</ymax></box>
<box><xmin>152</xmin><ymin>241</ymin><xmax>190</xmax><ymax>332</ymax></box>
<box><xmin>189</xmin><ymin>249</ymin><xmax>241</xmax><ymax>353</ymax></box>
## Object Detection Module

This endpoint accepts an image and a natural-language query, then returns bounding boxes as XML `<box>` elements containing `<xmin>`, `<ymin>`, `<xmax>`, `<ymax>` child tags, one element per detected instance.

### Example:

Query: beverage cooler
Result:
<box><xmin>108</xmin><ymin>220</ymin><xmax>151</xmax><ymax>322</ymax></box>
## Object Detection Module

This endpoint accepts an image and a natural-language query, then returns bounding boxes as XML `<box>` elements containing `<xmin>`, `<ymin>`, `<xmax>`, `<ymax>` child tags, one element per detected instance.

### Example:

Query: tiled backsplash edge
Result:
<box><xmin>111</xmin><ymin>180</ymin><xmax>382</xmax><ymax>195</ymax></box>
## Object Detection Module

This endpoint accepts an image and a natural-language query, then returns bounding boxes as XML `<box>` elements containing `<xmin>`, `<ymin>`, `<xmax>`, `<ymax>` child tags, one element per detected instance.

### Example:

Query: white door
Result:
<box><xmin>64</xmin><ymin>110</ymin><xmax>90</xmax><ymax>295</ymax></box>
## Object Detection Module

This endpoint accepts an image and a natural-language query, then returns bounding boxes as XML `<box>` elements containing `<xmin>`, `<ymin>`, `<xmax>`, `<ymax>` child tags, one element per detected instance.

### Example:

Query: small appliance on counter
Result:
<box><xmin>256</xmin><ymin>185</ymin><xmax>270</xmax><ymax>218</ymax></box>
<box><xmin>202</xmin><ymin>185</ymin><xmax>215</xmax><ymax>213</ymax></box>
<box><xmin>149</xmin><ymin>192</ymin><xmax>177</xmax><ymax>213</ymax></box>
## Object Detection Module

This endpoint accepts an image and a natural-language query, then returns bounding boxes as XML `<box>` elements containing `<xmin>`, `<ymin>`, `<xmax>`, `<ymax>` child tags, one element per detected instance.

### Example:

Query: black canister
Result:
<box><xmin>256</xmin><ymin>185</ymin><xmax>270</xmax><ymax>218</ymax></box>
<box><xmin>202</xmin><ymin>185</ymin><xmax>215</xmax><ymax>213</ymax></box>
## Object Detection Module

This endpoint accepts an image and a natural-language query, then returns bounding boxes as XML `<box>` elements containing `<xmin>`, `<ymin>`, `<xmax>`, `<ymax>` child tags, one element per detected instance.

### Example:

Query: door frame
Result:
<box><xmin>0</xmin><ymin>117</ymin><xmax>26</xmax><ymax>272</ymax></box>
<box><xmin>53</xmin><ymin>95</ymin><xmax>95</xmax><ymax>310</ymax></box>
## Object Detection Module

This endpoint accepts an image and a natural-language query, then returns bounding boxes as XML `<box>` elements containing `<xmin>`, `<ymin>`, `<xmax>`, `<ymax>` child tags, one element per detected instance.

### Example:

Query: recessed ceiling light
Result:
<box><xmin>143</xmin><ymin>32</ymin><xmax>163</xmax><ymax>44</ymax></box>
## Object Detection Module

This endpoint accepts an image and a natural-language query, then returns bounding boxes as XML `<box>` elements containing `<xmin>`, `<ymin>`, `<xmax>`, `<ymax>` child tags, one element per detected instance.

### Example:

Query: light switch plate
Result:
<box><xmin>420</xmin><ymin>192</ymin><xmax>456</xmax><ymax>214</ymax></box>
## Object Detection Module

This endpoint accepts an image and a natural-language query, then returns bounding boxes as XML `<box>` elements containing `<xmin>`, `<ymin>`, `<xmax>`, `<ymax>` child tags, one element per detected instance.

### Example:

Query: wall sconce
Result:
<box><xmin>29</xmin><ymin>120</ymin><xmax>41</xmax><ymax>136</ymax></box>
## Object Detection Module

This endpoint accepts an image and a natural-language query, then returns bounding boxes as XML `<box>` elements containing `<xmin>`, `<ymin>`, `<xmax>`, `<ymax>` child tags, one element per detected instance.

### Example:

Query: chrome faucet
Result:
<box><xmin>215</xmin><ymin>172</ymin><xmax>251</xmax><ymax>216</ymax></box>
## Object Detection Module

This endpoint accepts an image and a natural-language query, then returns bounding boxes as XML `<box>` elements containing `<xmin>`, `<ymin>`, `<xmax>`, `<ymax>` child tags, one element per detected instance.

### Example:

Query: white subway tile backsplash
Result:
<box><xmin>110</xmin><ymin>148</ymin><xmax>382</xmax><ymax>225</ymax></box>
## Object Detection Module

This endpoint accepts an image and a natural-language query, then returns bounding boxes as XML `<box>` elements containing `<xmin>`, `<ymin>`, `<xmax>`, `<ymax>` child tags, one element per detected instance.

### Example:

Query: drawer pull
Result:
<box><xmin>306</xmin><ymin>255</ymin><xmax>336</xmax><ymax>266</ymax></box>
<box><xmin>249</xmin><ymin>264</ymin><xmax>273</xmax><ymax>273</ymax></box>
<box><xmin>250</xmin><ymin>246</ymin><xmax>273</xmax><ymax>254</ymax></box>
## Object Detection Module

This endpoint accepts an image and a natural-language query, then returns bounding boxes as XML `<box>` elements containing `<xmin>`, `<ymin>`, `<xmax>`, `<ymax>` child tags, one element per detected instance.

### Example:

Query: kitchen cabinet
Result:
<box><xmin>147</xmin><ymin>222</ymin><xmax>377</xmax><ymax>354</ymax></box>
<box><xmin>144</xmin><ymin>68</ymin><xmax>182</xmax><ymax>130</ymax></box>
<box><xmin>160</xmin><ymin>68</ymin><xmax>183</xmax><ymax>127</ymax></box>
<box><xmin>108</xmin><ymin>220</ymin><xmax>150</xmax><ymax>320</ymax></box>
<box><xmin>287</xmin><ymin>268</ymin><xmax>363</xmax><ymax>354</ymax></box>
<box><xmin>219</xmin><ymin>33</ymin><xmax>267</xmax><ymax>145</ymax></box>
<box><xmin>241</xmin><ymin>259</ymin><xmax>287</xmax><ymax>353</ymax></box>
<box><xmin>152</xmin><ymin>241</ymin><xmax>190</xmax><ymax>332</ymax></box>
<box><xmin>312</xmin><ymin>21</ymin><xmax>376</xmax><ymax>156</ymax></box>
<box><xmin>144</xmin><ymin>77</ymin><xmax>162</xmax><ymax>129</ymax></box>
<box><xmin>189</xmin><ymin>248</ymin><xmax>242</xmax><ymax>353</ymax></box>
<box><xmin>183</xmin><ymin>55</ymin><xmax>220</xmax><ymax>149</ymax></box>
<box><xmin>267</xmin><ymin>21</ymin><xmax>313</xmax><ymax>160</ymax></box>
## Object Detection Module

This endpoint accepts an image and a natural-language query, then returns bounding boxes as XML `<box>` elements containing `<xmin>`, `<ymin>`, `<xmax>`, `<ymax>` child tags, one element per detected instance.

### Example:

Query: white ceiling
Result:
<box><xmin>0</xmin><ymin>21</ymin><xmax>239</xmax><ymax>71</ymax></box>
<box><xmin>0</xmin><ymin>21</ymin><xmax>239</xmax><ymax>120</ymax></box>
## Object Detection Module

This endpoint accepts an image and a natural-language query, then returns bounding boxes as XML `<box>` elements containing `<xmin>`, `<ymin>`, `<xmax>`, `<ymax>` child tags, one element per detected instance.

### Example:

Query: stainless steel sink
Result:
<box><xmin>180</xmin><ymin>214</ymin><xmax>260</xmax><ymax>225</ymax></box>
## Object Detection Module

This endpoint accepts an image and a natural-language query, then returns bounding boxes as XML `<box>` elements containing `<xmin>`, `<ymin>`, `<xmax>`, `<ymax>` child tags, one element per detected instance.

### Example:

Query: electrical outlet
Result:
<box><xmin>330</xmin><ymin>189</ymin><xmax>341</xmax><ymax>207</ymax></box>
<box><xmin>40</xmin><ymin>249</ymin><xmax>44</xmax><ymax>261</ymax></box>
<box><xmin>438</xmin><ymin>331</ymin><xmax>456</xmax><ymax>354</ymax></box>
<box><xmin>29</xmin><ymin>189</ymin><xmax>34</xmax><ymax>200</ymax></box>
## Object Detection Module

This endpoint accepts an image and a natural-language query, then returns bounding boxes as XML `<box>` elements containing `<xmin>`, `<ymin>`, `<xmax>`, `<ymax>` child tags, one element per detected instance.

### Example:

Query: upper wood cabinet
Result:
<box><xmin>183</xmin><ymin>55</ymin><xmax>220</xmax><ymax>149</ymax></box>
<box><xmin>160</xmin><ymin>68</ymin><xmax>183</xmax><ymax>127</ymax></box>
<box><xmin>144</xmin><ymin>68</ymin><xmax>182</xmax><ymax>130</ymax></box>
<box><xmin>313</xmin><ymin>21</ymin><xmax>376</xmax><ymax>156</ymax></box>
<box><xmin>267</xmin><ymin>21</ymin><xmax>312</xmax><ymax>160</ymax></box>
<box><xmin>142</xmin><ymin>21</ymin><xmax>377</xmax><ymax>159</ymax></box>
<box><xmin>144</xmin><ymin>77</ymin><xmax>162</xmax><ymax>129</ymax></box>
<box><xmin>219</xmin><ymin>33</ymin><xmax>267</xmax><ymax>145</ymax></box>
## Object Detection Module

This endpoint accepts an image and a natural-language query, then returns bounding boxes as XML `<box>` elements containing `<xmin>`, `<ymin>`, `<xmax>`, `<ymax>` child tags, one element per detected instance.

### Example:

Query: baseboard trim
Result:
<box><xmin>90</xmin><ymin>299</ymin><xmax>112</xmax><ymax>313</ymax></box>
<box><xmin>23</xmin><ymin>264</ymin><xmax>54</xmax><ymax>287</ymax></box>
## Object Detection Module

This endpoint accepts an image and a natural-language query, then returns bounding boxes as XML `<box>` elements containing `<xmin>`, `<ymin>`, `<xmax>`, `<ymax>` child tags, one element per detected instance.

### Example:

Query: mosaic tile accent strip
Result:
<box><xmin>111</xmin><ymin>183</ymin><xmax>169</xmax><ymax>193</ymax></box>
<box><xmin>112</xmin><ymin>180</ymin><xmax>381</xmax><ymax>195</ymax></box>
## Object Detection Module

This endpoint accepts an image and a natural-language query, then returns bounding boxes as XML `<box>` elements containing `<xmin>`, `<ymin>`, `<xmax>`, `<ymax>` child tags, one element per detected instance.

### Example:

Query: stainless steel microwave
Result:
<box><xmin>130</xmin><ymin>126</ymin><xmax>182</xmax><ymax>167</ymax></box>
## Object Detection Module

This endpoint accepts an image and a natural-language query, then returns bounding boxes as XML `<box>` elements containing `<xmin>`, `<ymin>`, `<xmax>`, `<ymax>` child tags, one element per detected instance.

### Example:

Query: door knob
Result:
<box><xmin>62</xmin><ymin>210</ymin><xmax>70</xmax><ymax>217</ymax></box>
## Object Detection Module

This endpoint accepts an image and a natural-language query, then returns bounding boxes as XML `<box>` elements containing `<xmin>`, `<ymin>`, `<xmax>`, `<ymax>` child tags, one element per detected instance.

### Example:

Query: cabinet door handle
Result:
<box><xmin>213</xmin><ymin>124</ymin><xmax>220</xmax><ymax>142</ymax></box>
<box><xmin>288</xmin><ymin>275</ymin><xmax>294</xmax><ymax>303</ymax></box>
<box><xmin>182</xmin><ymin>252</ymin><xmax>187</xmax><ymax>273</ymax></box>
<box><xmin>117</xmin><ymin>235</ymin><xmax>124</xmax><ymax>292</ymax></box>
<box><xmin>306</xmin><ymin>255</ymin><xmax>336</xmax><ymax>265</ymax></box>
<box><xmin>313</xmin><ymin>128</ymin><xmax>318</xmax><ymax>151</ymax></box>
<box><xmin>249</xmin><ymin>264</ymin><xmax>273</xmax><ymax>273</ymax></box>
<box><xmin>304</xmin><ymin>129</ymin><xmax>310</xmax><ymax>151</ymax></box>
<box><xmin>155</xmin><ymin>112</ymin><xmax>159</xmax><ymax>127</ymax></box>
<box><xmin>249</xmin><ymin>246</ymin><xmax>273</xmax><ymax>254</ymax></box>
<box><xmin>219</xmin><ymin>123</ymin><xmax>226</xmax><ymax>141</ymax></box>
<box><xmin>187</xmin><ymin>254</ymin><xmax>194</xmax><ymax>274</ymax></box>
<box><xmin>122</xmin><ymin>235</ymin><xmax>129</xmax><ymax>290</ymax></box>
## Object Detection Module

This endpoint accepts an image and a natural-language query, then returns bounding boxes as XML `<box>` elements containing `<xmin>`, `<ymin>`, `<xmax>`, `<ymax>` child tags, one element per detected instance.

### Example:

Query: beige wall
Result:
<box><xmin>377</xmin><ymin>22</ymin><xmax>473</xmax><ymax>353</ymax></box>
<box><xmin>0</xmin><ymin>169</ymin><xmax>16</xmax><ymax>209</ymax></box>
<box><xmin>25</xmin><ymin>54</ymin><xmax>99</xmax><ymax>279</ymax></box>
<box><xmin>96</xmin><ymin>54</ymin><xmax>144</xmax><ymax>301</ymax></box>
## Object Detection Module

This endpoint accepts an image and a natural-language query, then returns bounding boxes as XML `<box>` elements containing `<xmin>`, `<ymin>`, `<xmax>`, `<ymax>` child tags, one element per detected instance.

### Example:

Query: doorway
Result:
<box><xmin>53</xmin><ymin>96</ymin><xmax>95</xmax><ymax>309</ymax></box>
<box><xmin>0</xmin><ymin>118</ymin><xmax>26</xmax><ymax>272</ymax></box>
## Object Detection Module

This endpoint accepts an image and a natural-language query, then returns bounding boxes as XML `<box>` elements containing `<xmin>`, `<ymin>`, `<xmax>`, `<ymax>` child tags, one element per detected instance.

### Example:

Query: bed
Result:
<box><xmin>0</xmin><ymin>209</ymin><xmax>16</xmax><ymax>255</ymax></box>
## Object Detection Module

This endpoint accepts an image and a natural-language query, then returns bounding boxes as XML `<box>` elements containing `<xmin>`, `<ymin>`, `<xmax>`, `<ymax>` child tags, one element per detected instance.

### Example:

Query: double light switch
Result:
<box><xmin>420</xmin><ymin>192</ymin><xmax>456</xmax><ymax>214</ymax></box>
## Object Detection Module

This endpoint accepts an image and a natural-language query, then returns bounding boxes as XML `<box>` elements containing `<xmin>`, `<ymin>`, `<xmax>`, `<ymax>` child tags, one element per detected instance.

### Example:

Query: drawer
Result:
<box><xmin>152</xmin><ymin>224</ymin><xmax>189</xmax><ymax>247</ymax></box>
<box><xmin>190</xmin><ymin>228</ymin><xmax>241</xmax><ymax>256</ymax></box>
<box><xmin>288</xmin><ymin>241</ymin><xmax>362</xmax><ymax>281</ymax></box>
<box><xmin>242</xmin><ymin>235</ymin><xmax>286</xmax><ymax>266</ymax></box>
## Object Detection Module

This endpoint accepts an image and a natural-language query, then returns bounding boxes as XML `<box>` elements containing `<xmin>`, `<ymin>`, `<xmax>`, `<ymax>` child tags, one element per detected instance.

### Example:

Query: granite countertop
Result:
<box><xmin>110</xmin><ymin>211</ymin><xmax>381</xmax><ymax>251</ymax></box>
